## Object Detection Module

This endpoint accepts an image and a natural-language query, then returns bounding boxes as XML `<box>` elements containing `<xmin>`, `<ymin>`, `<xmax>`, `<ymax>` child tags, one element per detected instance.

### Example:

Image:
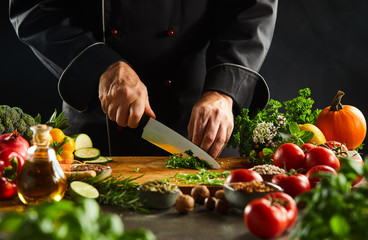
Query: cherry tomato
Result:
<box><xmin>300</xmin><ymin>143</ymin><xmax>316</xmax><ymax>153</ymax></box>
<box><xmin>273</xmin><ymin>143</ymin><xmax>305</xmax><ymax>171</ymax></box>
<box><xmin>347</xmin><ymin>151</ymin><xmax>365</xmax><ymax>186</ymax></box>
<box><xmin>264</xmin><ymin>192</ymin><xmax>298</xmax><ymax>228</ymax></box>
<box><xmin>306</xmin><ymin>165</ymin><xmax>337</xmax><ymax>188</ymax></box>
<box><xmin>225</xmin><ymin>169</ymin><xmax>263</xmax><ymax>184</ymax></box>
<box><xmin>271</xmin><ymin>173</ymin><xmax>311</xmax><ymax>198</ymax></box>
<box><xmin>304</xmin><ymin>146</ymin><xmax>340</xmax><ymax>171</ymax></box>
<box><xmin>323</xmin><ymin>141</ymin><xmax>348</xmax><ymax>152</ymax></box>
<box><xmin>244</xmin><ymin>198</ymin><xmax>288</xmax><ymax>238</ymax></box>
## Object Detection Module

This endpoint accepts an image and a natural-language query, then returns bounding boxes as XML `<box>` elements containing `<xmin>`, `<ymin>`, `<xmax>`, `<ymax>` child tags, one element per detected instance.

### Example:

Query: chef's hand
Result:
<box><xmin>188</xmin><ymin>91</ymin><xmax>234</xmax><ymax>159</ymax></box>
<box><xmin>99</xmin><ymin>61</ymin><xmax>156</xmax><ymax>128</ymax></box>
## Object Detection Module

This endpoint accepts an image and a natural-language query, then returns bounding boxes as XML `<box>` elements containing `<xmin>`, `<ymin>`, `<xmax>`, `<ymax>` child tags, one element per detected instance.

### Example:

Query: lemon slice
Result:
<box><xmin>70</xmin><ymin>181</ymin><xmax>99</xmax><ymax>199</ymax></box>
<box><xmin>298</xmin><ymin>123</ymin><xmax>327</xmax><ymax>145</ymax></box>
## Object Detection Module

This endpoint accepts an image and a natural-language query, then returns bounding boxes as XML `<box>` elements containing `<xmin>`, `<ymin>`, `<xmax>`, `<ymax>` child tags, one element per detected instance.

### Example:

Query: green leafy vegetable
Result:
<box><xmin>228</xmin><ymin>88</ymin><xmax>321</xmax><ymax>164</ymax></box>
<box><xmin>291</xmin><ymin>156</ymin><xmax>368</xmax><ymax>239</ymax></box>
<box><xmin>174</xmin><ymin>169</ymin><xmax>231</xmax><ymax>186</ymax></box>
<box><xmin>0</xmin><ymin>198</ymin><xmax>156</xmax><ymax>240</ymax></box>
<box><xmin>165</xmin><ymin>150</ymin><xmax>212</xmax><ymax>170</ymax></box>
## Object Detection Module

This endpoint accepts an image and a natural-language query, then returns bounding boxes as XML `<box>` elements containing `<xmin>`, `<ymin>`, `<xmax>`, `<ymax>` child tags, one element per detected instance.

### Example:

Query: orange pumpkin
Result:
<box><xmin>316</xmin><ymin>90</ymin><xmax>366</xmax><ymax>150</ymax></box>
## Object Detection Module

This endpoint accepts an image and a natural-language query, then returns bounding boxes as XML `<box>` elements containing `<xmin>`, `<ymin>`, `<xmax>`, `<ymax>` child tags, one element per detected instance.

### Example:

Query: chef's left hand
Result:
<box><xmin>188</xmin><ymin>91</ymin><xmax>234</xmax><ymax>159</ymax></box>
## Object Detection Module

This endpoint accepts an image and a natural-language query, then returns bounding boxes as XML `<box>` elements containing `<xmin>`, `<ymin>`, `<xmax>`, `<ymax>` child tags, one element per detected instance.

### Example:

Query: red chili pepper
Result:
<box><xmin>0</xmin><ymin>150</ymin><xmax>24</xmax><ymax>199</ymax></box>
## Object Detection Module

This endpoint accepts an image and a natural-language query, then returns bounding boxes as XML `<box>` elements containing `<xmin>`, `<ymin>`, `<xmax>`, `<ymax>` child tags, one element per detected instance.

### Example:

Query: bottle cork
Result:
<box><xmin>31</xmin><ymin>124</ymin><xmax>52</xmax><ymax>147</ymax></box>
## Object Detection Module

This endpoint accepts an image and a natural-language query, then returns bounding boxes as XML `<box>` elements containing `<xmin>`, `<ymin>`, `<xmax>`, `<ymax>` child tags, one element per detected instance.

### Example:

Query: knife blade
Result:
<box><xmin>141</xmin><ymin>117</ymin><xmax>220</xmax><ymax>169</ymax></box>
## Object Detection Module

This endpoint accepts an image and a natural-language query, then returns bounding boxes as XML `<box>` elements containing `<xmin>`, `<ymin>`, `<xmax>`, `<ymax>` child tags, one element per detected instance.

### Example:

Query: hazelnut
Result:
<box><xmin>204</xmin><ymin>197</ymin><xmax>217</xmax><ymax>211</ymax></box>
<box><xmin>175</xmin><ymin>194</ymin><xmax>195</xmax><ymax>213</ymax></box>
<box><xmin>215</xmin><ymin>199</ymin><xmax>228</xmax><ymax>214</ymax></box>
<box><xmin>191</xmin><ymin>186</ymin><xmax>210</xmax><ymax>204</ymax></box>
<box><xmin>214</xmin><ymin>189</ymin><xmax>225</xmax><ymax>200</ymax></box>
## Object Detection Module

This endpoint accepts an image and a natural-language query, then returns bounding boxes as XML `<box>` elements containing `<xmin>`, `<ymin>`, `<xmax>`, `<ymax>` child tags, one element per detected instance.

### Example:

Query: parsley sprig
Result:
<box><xmin>228</xmin><ymin>88</ymin><xmax>320</xmax><ymax>164</ymax></box>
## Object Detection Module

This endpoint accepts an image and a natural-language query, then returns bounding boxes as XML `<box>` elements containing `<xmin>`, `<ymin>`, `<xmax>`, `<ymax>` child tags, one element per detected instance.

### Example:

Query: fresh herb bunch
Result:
<box><xmin>291</xmin><ymin>156</ymin><xmax>368</xmax><ymax>239</ymax></box>
<box><xmin>0</xmin><ymin>198</ymin><xmax>156</xmax><ymax>240</ymax></box>
<box><xmin>165</xmin><ymin>150</ymin><xmax>212</xmax><ymax>170</ymax></box>
<box><xmin>228</xmin><ymin>88</ymin><xmax>319</xmax><ymax>164</ymax></box>
<box><xmin>72</xmin><ymin>174</ymin><xmax>148</xmax><ymax>212</ymax></box>
<box><xmin>174</xmin><ymin>169</ymin><xmax>231</xmax><ymax>186</ymax></box>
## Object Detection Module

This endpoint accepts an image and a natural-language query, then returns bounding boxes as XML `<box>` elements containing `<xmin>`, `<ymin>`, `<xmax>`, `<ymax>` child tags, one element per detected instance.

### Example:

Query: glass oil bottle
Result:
<box><xmin>17</xmin><ymin>124</ymin><xmax>67</xmax><ymax>205</ymax></box>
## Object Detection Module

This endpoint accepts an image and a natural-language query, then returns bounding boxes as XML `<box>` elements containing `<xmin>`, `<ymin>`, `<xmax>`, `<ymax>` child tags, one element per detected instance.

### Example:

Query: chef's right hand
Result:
<box><xmin>99</xmin><ymin>61</ymin><xmax>156</xmax><ymax>128</ymax></box>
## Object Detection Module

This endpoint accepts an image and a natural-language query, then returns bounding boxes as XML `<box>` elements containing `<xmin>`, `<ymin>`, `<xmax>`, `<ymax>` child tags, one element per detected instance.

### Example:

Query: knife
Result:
<box><xmin>141</xmin><ymin>117</ymin><xmax>220</xmax><ymax>169</ymax></box>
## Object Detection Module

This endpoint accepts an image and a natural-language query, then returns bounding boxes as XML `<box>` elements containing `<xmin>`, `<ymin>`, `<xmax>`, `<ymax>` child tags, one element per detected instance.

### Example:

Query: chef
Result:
<box><xmin>10</xmin><ymin>0</ymin><xmax>277</xmax><ymax>158</ymax></box>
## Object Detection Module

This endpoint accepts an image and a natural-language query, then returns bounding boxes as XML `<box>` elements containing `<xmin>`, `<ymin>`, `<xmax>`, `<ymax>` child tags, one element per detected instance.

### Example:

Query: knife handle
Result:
<box><xmin>139</xmin><ymin>113</ymin><xmax>150</xmax><ymax>127</ymax></box>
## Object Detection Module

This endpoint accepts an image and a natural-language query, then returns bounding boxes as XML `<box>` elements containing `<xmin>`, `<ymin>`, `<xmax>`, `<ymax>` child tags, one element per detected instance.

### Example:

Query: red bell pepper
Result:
<box><xmin>0</xmin><ymin>150</ymin><xmax>24</xmax><ymax>199</ymax></box>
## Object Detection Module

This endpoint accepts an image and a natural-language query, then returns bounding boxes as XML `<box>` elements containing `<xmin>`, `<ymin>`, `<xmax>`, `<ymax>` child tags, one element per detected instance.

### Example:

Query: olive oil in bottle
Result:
<box><xmin>17</xmin><ymin>124</ymin><xmax>66</xmax><ymax>205</ymax></box>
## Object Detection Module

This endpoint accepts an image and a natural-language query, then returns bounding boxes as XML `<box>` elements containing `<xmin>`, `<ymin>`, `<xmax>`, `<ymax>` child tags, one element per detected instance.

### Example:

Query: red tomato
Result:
<box><xmin>300</xmin><ymin>143</ymin><xmax>316</xmax><ymax>153</ymax></box>
<box><xmin>304</xmin><ymin>146</ymin><xmax>340</xmax><ymax>171</ymax></box>
<box><xmin>264</xmin><ymin>192</ymin><xmax>298</xmax><ymax>228</ymax></box>
<box><xmin>306</xmin><ymin>165</ymin><xmax>337</xmax><ymax>188</ymax></box>
<box><xmin>244</xmin><ymin>198</ymin><xmax>288</xmax><ymax>238</ymax></box>
<box><xmin>225</xmin><ymin>169</ymin><xmax>263</xmax><ymax>184</ymax></box>
<box><xmin>323</xmin><ymin>141</ymin><xmax>348</xmax><ymax>152</ymax></box>
<box><xmin>271</xmin><ymin>173</ymin><xmax>311</xmax><ymax>198</ymax></box>
<box><xmin>347</xmin><ymin>151</ymin><xmax>365</xmax><ymax>186</ymax></box>
<box><xmin>273</xmin><ymin>143</ymin><xmax>305</xmax><ymax>171</ymax></box>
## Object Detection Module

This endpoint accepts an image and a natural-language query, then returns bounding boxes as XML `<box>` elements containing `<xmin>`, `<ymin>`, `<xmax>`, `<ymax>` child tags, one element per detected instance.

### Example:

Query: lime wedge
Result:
<box><xmin>70</xmin><ymin>181</ymin><xmax>99</xmax><ymax>199</ymax></box>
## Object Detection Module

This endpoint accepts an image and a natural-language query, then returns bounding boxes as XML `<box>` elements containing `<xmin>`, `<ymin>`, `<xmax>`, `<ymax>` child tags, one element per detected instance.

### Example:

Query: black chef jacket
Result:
<box><xmin>10</xmin><ymin>0</ymin><xmax>278</xmax><ymax>156</ymax></box>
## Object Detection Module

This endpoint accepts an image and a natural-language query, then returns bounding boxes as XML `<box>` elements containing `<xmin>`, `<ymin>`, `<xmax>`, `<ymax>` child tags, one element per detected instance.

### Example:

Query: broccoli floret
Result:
<box><xmin>4</xmin><ymin>122</ymin><xmax>14</xmax><ymax>133</ymax></box>
<box><xmin>0</xmin><ymin>122</ymin><xmax>4</xmax><ymax>135</ymax></box>
<box><xmin>0</xmin><ymin>105</ymin><xmax>39</xmax><ymax>142</ymax></box>
<box><xmin>14</xmin><ymin>119</ymin><xmax>28</xmax><ymax>134</ymax></box>
<box><xmin>12</xmin><ymin>107</ymin><xmax>24</xmax><ymax>120</ymax></box>
<box><xmin>23</xmin><ymin>113</ymin><xmax>35</xmax><ymax>126</ymax></box>
<box><xmin>24</xmin><ymin>128</ymin><xmax>33</xmax><ymax>142</ymax></box>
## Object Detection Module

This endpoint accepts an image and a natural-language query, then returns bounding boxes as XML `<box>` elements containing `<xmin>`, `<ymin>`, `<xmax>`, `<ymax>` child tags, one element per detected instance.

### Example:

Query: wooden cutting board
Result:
<box><xmin>0</xmin><ymin>157</ymin><xmax>248</xmax><ymax>211</ymax></box>
<box><xmin>109</xmin><ymin>156</ymin><xmax>247</xmax><ymax>194</ymax></box>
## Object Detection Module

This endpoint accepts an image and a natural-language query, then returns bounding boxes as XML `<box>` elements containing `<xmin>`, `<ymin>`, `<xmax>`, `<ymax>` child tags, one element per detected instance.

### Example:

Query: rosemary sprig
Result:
<box><xmin>72</xmin><ymin>174</ymin><xmax>149</xmax><ymax>212</ymax></box>
<box><xmin>165</xmin><ymin>150</ymin><xmax>212</xmax><ymax>170</ymax></box>
<box><xmin>174</xmin><ymin>169</ymin><xmax>231</xmax><ymax>186</ymax></box>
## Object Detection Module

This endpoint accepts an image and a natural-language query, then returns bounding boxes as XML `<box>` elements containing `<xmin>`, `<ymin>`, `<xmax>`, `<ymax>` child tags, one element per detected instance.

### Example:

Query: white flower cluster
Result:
<box><xmin>276</xmin><ymin>115</ymin><xmax>287</xmax><ymax>128</ymax></box>
<box><xmin>252</xmin><ymin>122</ymin><xmax>278</xmax><ymax>144</ymax></box>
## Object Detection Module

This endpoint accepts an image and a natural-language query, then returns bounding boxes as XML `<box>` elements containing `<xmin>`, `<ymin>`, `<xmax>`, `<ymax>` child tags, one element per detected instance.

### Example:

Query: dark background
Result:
<box><xmin>1</xmin><ymin>1</ymin><xmax>368</xmax><ymax>152</ymax></box>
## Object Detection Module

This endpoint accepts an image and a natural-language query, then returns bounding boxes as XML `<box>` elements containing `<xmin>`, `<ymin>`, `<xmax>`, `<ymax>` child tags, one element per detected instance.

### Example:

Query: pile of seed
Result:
<box><xmin>250</xmin><ymin>164</ymin><xmax>285</xmax><ymax>175</ymax></box>
<box><xmin>231</xmin><ymin>181</ymin><xmax>276</xmax><ymax>193</ymax></box>
<box><xmin>139</xmin><ymin>180</ymin><xmax>179</xmax><ymax>194</ymax></box>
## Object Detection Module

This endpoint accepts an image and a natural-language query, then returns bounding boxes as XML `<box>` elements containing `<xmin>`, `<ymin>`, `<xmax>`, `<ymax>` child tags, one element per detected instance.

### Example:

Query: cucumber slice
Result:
<box><xmin>70</xmin><ymin>181</ymin><xmax>99</xmax><ymax>199</ymax></box>
<box><xmin>71</xmin><ymin>133</ymin><xmax>93</xmax><ymax>150</ymax></box>
<box><xmin>84</xmin><ymin>156</ymin><xmax>109</xmax><ymax>165</ymax></box>
<box><xmin>74</xmin><ymin>147</ymin><xmax>100</xmax><ymax>160</ymax></box>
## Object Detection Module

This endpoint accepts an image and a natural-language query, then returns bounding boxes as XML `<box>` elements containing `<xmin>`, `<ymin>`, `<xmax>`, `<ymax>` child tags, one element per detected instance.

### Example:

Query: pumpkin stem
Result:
<box><xmin>329</xmin><ymin>90</ymin><xmax>345</xmax><ymax>111</ymax></box>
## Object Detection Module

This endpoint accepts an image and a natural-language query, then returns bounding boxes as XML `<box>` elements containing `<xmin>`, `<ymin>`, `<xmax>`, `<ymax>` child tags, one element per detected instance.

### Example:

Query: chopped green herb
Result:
<box><xmin>174</xmin><ymin>169</ymin><xmax>231</xmax><ymax>186</ymax></box>
<box><xmin>165</xmin><ymin>150</ymin><xmax>212</xmax><ymax>170</ymax></box>
<box><xmin>133</xmin><ymin>168</ymin><xmax>140</xmax><ymax>172</ymax></box>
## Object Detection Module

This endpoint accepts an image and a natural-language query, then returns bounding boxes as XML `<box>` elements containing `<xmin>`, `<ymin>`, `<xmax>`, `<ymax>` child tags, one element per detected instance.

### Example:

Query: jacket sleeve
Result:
<box><xmin>204</xmin><ymin>0</ymin><xmax>278</xmax><ymax>113</ymax></box>
<box><xmin>9</xmin><ymin>0</ymin><xmax>123</xmax><ymax>112</ymax></box>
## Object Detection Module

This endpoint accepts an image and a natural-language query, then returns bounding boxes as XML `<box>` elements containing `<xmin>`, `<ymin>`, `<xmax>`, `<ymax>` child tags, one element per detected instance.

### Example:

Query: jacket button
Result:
<box><xmin>167</xmin><ymin>29</ymin><xmax>175</xmax><ymax>37</ymax></box>
<box><xmin>111</xmin><ymin>29</ymin><xmax>119</xmax><ymax>36</ymax></box>
<box><xmin>164</xmin><ymin>80</ymin><xmax>172</xmax><ymax>86</ymax></box>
